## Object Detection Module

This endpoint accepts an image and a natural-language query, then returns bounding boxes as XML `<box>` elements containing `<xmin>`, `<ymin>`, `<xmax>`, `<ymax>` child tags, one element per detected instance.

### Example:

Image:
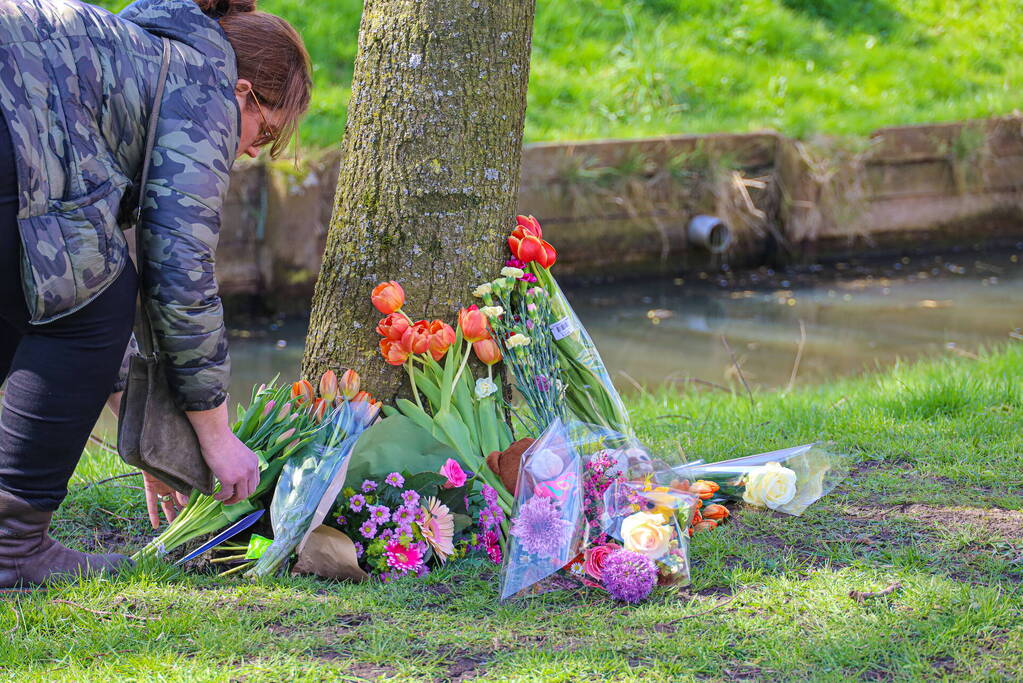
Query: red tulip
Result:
<box><xmin>508</xmin><ymin>232</ymin><xmax>558</xmax><ymax>269</ymax></box>
<box><xmin>290</xmin><ymin>379</ymin><xmax>314</xmax><ymax>405</ymax></box>
<box><xmin>458</xmin><ymin>305</ymin><xmax>491</xmax><ymax>343</ymax></box>
<box><xmin>376</xmin><ymin>312</ymin><xmax>409</xmax><ymax>342</ymax></box>
<box><xmin>515</xmin><ymin>214</ymin><xmax>543</xmax><ymax>239</ymax></box>
<box><xmin>539</xmin><ymin>239</ymin><xmax>557</xmax><ymax>268</ymax></box>
<box><xmin>339</xmin><ymin>369</ymin><xmax>360</xmax><ymax>401</ymax></box>
<box><xmin>380</xmin><ymin>338</ymin><xmax>410</xmax><ymax>366</ymax></box>
<box><xmin>371</xmin><ymin>281</ymin><xmax>405</xmax><ymax>314</ymax></box>
<box><xmin>318</xmin><ymin>370</ymin><xmax>338</xmax><ymax>403</ymax></box>
<box><xmin>310</xmin><ymin>397</ymin><xmax>328</xmax><ymax>423</ymax></box>
<box><xmin>472</xmin><ymin>338</ymin><xmax>502</xmax><ymax>366</ymax></box>
<box><xmin>427</xmin><ymin>320</ymin><xmax>456</xmax><ymax>361</ymax></box>
<box><xmin>401</xmin><ymin>320</ymin><xmax>432</xmax><ymax>355</ymax></box>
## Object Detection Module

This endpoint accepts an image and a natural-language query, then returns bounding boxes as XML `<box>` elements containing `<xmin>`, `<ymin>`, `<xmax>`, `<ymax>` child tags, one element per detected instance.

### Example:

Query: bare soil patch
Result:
<box><xmin>845</xmin><ymin>503</ymin><xmax>1023</xmax><ymax>540</ymax></box>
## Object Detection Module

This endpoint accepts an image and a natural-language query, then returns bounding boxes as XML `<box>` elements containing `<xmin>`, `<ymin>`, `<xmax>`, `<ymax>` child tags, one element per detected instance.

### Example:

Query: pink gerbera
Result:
<box><xmin>384</xmin><ymin>542</ymin><xmax>423</xmax><ymax>574</ymax></box>
<box><xmin>419</xmin><ymin>497</ymin><xmax>455</xmax><ymax>562</ymax></box>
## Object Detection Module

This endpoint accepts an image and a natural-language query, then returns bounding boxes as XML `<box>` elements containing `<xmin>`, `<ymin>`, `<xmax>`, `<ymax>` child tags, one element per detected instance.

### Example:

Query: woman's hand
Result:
<box><xmin>186</xmin><ymin>402</ymin><xmax>260</xmax><ymax>505</ymax></box>
<box><xmin>143</xmin><ymin>472</ymin><xmax>189</xmax><ymax>529</ymax></box>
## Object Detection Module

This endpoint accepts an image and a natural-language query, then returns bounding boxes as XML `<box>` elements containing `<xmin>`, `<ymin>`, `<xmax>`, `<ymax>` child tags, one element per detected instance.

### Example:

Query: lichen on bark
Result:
<box><xmin>302</xmin><ymin>0</ymin><xmax>537</xmax><ymax>397</ymax></box>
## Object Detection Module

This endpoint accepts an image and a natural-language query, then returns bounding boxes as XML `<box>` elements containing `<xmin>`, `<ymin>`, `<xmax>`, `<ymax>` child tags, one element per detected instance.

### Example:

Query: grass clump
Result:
<box><xmin>2</xmin><ymin>345</ymin><xmax>1021</xmax><ymax>680</ymax></box>
<box><xmin>92</xmin><ymin>0</ymin><xmax>1023</xmax><ymax>149</ymax></box>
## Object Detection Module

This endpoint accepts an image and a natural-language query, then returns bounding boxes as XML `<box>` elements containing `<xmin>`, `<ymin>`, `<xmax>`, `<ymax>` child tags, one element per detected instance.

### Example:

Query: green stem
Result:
<box><xmin>406</xmin><ymin>359</ymin><xmax>424</xmax><ymax>411</ymax></box>
<box><xmin>450</xmin><ymin>341</ymin><xmax>473</xmax><ymax>393</ymax></box>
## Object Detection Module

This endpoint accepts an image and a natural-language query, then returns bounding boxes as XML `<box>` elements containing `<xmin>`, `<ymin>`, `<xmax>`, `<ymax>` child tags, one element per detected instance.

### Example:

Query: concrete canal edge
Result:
<box><xmin>217</xmin><ymin>116</ymin><xmax>1023</xmax><ymax>306</ymax></box>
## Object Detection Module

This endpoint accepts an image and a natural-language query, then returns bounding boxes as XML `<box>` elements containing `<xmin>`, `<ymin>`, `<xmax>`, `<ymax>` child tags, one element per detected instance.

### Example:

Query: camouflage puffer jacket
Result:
<box><xmin>0</xmin><ymin>0</ymin><xmax>239</xmax><ymax>411</ymax></box>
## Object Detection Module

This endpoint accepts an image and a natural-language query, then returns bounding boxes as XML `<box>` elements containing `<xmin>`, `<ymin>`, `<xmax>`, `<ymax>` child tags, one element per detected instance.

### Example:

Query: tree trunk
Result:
<box><xmin>302</xmin><ymin>0</ymin><xmax>536</xmax><ymax>397</ymax></box>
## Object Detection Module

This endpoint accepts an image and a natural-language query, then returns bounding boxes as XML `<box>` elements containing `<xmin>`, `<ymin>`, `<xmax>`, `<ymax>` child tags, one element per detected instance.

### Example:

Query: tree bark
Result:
<box><xmin>302</xmin><ymin>0</ymin><xmax>536</xmax><ymax>397</ymax></box>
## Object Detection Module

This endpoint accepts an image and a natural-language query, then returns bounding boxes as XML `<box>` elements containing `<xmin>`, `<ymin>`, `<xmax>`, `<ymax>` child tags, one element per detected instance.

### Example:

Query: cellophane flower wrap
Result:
<box><xmin>679</xmin><ymin>443</ymin><xmax>849</xmax><ymax>516</ymax></box>
<box><xmin>500</xmin><ymin>418</ymin><xmax>587</xmax><ymax>600</ymax></box>
<box><xmin>246</xmin><ymin>399</ymin><xmax>379</xmax><ymax>578</ymax></box>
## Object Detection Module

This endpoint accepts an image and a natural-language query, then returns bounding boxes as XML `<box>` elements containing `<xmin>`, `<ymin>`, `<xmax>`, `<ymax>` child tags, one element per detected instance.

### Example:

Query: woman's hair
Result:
<box><xmin>195</xmin><ymin>0</ymin><xmax>312</xmax><ymax>158</ymax></box>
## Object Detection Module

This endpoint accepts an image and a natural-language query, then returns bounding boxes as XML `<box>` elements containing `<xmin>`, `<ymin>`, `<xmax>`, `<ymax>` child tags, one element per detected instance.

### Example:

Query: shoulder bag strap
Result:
<box><xmin>133</xmin><ymin>37</ymin><xmax>172</xmax><ymax>360</ymax></box>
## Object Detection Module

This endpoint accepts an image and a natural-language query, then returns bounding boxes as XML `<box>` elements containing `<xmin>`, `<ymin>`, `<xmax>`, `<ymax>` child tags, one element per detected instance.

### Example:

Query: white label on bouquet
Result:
<box><xmin>550</xmin><ymin>316</ymin><xmax>576</xmax><ymax>340</ymax></box>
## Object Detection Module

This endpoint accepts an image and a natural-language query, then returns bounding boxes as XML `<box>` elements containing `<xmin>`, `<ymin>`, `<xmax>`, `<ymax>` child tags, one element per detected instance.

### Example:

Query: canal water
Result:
<box><xmin>225</xmin><ymin>245</ymin><xmax>1023</xmax><ymax>398</ymax></box>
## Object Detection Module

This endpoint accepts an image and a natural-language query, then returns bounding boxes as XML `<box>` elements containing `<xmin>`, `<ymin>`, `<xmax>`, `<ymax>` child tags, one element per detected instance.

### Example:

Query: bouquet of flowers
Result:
<box><xmin>327</xmin><ymin>458</ymin><xmax>508</xmax><ymax>581</ymax></box>
<box><xmin>473</xmin><ymin>267</ymin><xmax>565</xmax><ymax>433</ymax></box>
<box><xmin>134</xmin><ymin>371</ymin><xmax>376</xmax><ymax>561</ymax></box>
<box><xmin>244</xmin><ymin>395</ymin><xmax>380</xmax><ymax>578</ymax></box>
<box><xmin>500</xmin><ymin>419</ymin><xmax>698</xmax><ymax>603</ymax></box>
<box><xmin>674</xmin><ymin>443</ymin><xmax>849</xmax><ymax>533</ymax></box>
<box><xmin>503</xmin><ymin>216</ymin><xmax>632</xmax><ymax>434</ymax></box>
<box><xmin>371</xmin><ymin>281</ymin><xmax>516</xmax><ymax>515</ymax></box>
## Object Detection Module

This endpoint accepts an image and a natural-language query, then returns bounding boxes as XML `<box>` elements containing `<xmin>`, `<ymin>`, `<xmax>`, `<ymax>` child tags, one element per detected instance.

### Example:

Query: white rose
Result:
<box><xmin>742</xmin><ymin>462</ymin><xmax>798</xmax><ymax>510</ymax></box>
<box><xmin>621</xmin><ymin>511</ymin><xmax>673</xmax><ymax>559</ymax></box>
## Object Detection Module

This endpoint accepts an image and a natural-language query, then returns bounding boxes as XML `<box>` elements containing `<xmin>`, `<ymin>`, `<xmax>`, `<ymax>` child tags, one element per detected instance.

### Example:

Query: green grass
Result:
<box><xmin>3</xmin><ymin>345</ymin><xmax>1022</xmax><ymax>680</ymax></box>
<box><xmin>91</xmin><ymin>0</ymin><xmax>1023</xmax><ymax>149</ymax></box>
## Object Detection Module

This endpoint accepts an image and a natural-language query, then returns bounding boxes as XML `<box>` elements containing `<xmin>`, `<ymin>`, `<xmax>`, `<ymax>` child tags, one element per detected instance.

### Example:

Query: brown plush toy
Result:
<box><xmin>486</xmin><ymin>438</ymin><xmax>534</xmax><ymax>496</ymax></box>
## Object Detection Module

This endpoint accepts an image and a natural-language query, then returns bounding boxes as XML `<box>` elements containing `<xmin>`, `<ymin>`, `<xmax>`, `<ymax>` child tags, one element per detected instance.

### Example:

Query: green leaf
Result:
<box><xmin>345</xmin><ymin>415</ymin><xmax>458</xmax><ymax>486</ymax></box>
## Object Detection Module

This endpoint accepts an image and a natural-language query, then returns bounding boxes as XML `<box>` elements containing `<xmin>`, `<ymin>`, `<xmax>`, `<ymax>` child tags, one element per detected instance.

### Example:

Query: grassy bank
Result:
<box><xmin>2</xmin><ymin>344</ymin><xmax>1021</xmax><ymax>680</ymax></box>
<box><xmin>93</xmin><ymin>0</ymin><xmax>1023</xmax><ymax>149</ymax></box>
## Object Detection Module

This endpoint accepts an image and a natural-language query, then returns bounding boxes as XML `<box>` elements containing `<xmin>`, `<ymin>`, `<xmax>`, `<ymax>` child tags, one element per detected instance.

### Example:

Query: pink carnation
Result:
<box><xmin>439</xmin><ymin>458</ymin><xmax>467</xmax><ymax>489</ymax></box>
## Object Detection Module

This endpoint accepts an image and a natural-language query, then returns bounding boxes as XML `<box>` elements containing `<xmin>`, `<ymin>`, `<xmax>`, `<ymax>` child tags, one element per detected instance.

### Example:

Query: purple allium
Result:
<box><xmin>359</xmin><ymin>521</ymin><xmax>378</xmax><ymax>539</ymax></box>
<box><xmin>510</xmin><ymin>495</ymin><xmax>574</xmax><ymax>560</ymax></box>
<box><xmin>361</xmin><ymin>480</ymin><xmax>378</xmax><ymax>493</ymax></box>
<box><xmin>392</xmin><ymin>506</ymin><xmax>417</xmax><ymax>526</ymax></box>
<box><xmin>369</xmin><ymin>505</ymin><xmax>391</xmax><ymax>524</ymax></box>
<box><xmin>349</xmin><ymin>494</ymin><xmax>366</xmax><ymax>512</ymax></box>
<box><xmin>401</xmin><ymin>490</ymin><xmax>420</xmax><ymax>507</ymax></box>
<box><xmin>353</xmin><ymin>542</ymin><xmax>364</xmax><ymax>558</ymax></box>
<box><xmin>385</xmin><ymin>472</ymin><xmax>405</xmax><ymax>488</ymax></box>
<box><xmin>482</xmin><ymin>485</ymin><xmax>498</xmax><ymax>507</ymax></box>
<box><xmin>601</xmin><ymin>550</ymin><xmax>657</xmax><ymax>604</ymax></box>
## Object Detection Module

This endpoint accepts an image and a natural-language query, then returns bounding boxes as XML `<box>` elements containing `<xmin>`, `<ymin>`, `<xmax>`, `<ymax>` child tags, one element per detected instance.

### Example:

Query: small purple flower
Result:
<box><xmin>385</xmin><ymin>472</ymin><xmax>405</xmax><ymax>488</ymax></box>
<box><xmin>348</xmin><ymin>494</ymin><xmax>366</xmax><ymax>512</ymax></box>
<box><xmin>392</xmin><ymin>506</ymin><xmax>416</xmax><ymax>526</ymax></box>
<box><xmin>361</xmin><ymin>480</ymin><xmax>378</xmax><ymax>493</ymax></box>
<box><xmin>521</xmin><ymin>273</ymin><xmax>538</xmax><ymax>283</ymax></box>
<box><xmin>601</xmin><ymin>550</ymin><xmax>657</xmax><ymax>604</ymax></box>
<box><xmin>370</xmin><ymin>505</ymin><xmax>390</xmax><ymax>524</ymax></box>
<box><xmin>482</xmin><ymin>485</ymin><xmax>498</xmax><ymax>507</ymax></box>
<box><xmin>397</xmin><ymin>523</ymin><xmax>413</xmax><ymax>538</ymax></box>
<box><xmin>510</xmin><ymin>496</ymin><xmax>573</xmax><ymax>560</ymax></box>
<box><xmin>353</xmin><ymin>542</ymin><xmax>364</xmax><ymax>558</ymax></box>
<box><xmin>526</xmin><ymin>319</ymin><xmax>535</xmax><ymax>330</ymax></box>
<box><xmin>535</xmin><ymin>375</ymin><xmax>550</xmax><ymax>392</ymax></box>
<box><xmin>359</xmin><ymin>521</ymin><xmax>377</xmax><ymax>539</ymax></box>
<box><xmin>379</xmin><ymin>528</ymin><xmax>394</xmax><ymax>541</ymax></box>
<box><xmin>335</xmin><ymin>514</ymin><xmax>347</xmax><ymax>526</ymax></box>
<box><xmin>401</xmin><ymin>490</ymin><xmax>421</xmax><ymax>507</ymax></box>
<box><xmin>416</xmin><ymin>565</ymin><xmax>430</xmax><ymax>577</ymax></box>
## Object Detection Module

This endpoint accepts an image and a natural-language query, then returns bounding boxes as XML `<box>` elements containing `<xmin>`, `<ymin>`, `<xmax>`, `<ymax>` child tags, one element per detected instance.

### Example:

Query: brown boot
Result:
<box><xmin>0</xmin><ymin>489</ymin><xmax>131</xmax><ymax>588</ymax></box>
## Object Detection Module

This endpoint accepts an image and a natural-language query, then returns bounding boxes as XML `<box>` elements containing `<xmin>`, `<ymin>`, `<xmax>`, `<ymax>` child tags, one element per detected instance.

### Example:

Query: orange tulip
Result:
<box><xmin>380</xmin><ymin>338</ymin><xmax>410</xmax><ymax>366</ymax></box>
<box><xmin>692</xmin><ymin>520</ymin><xmax>718</xmax><ymax>534</ymax></box>
<box><xmin>702</xmin><ymin>504</ymin><xmax>730</xmax><ymax>521</ymax></box>
<box><xmin>472</xmin><ymin>338</ymin><xmax>502</xmax><ymax>366</ymax></box>
<box><xmin>371</xmin><ymin>281</ymin><xmax>405</xmax><ymax>314</ymax></box>
<box><xmin>351</xmin><ymin>391</ymin><xmax>372</xmax><ymax>403</ymax></box>
<box><xmin>339</xmin><ymin>369</ymin><xmax>360</xmax><ymax>401</ymax></box>
<box><xmin>310</xmin><ymin>397</ymin><xmax>328</xmax><ymax>423</ymax></box>
<box><xmin>318</xmin><ymin>370</ymin><xmax>338</xmax><ymax>403</ymax></box>
<box><xmin>691</xmin><ymin>509</ymin><xmax>703</xmax><ymax>525</ymax></box>
<box><xmin>376</xmin><ymin>312</ymin><xmax>409</xmax><ymax>342</ymax></box>
<box><xmin>458</xmin><ymin>305</ymin><xmax>490</xmax><ymax>343</ymax></box>
<box><xmin>290</xmin><ymin>379</ymin><xmax>314</xmax><ymax>405</ymax></box>
<box><xmin>427</xmin><ymin>320</ymin><xmax>456</xmax><ymax>361</ymax></box>
<box><xmin>401</xmin><ymin>320</ymin><xmax>432</xmax><ymax>355</ymax></box>
<box><xmin>690</xmin><ymin>480</ymin><xmax>720</xmax><ymax>500</ymax></box>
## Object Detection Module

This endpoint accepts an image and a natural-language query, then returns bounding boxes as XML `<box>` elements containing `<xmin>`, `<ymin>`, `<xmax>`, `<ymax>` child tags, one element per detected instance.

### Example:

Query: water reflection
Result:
<box><xmin>225</xmin><ymin>247</ymin><xmax>1023</xmax><ymax>397</ymax></box>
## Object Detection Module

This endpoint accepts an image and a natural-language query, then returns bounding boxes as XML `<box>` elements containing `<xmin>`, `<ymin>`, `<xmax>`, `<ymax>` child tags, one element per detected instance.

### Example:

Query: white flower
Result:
<box><xmin>474</xmin><ymin>377</ymin><xmax>498</xmax><ymax>399</ymax></box>
<box><xmin>480</xmin><ymin>305</ymin><xmax>504</xmax><ymax>319</ymax></box>
<box><xmin>472</xmin><ymin>283</ymin><xmax>492</xmax><ymax>298</ymax></box>
<box><xmin>506</xmin><ymin>333</ymin><xmax>531</xmax><ymax>348</ymax></box>
<box><xmin>500</xmin><ymin>266</ymin><xmax>525</xmax><ymax>279</ymax></box>
<box><xmin>742</xmin><ymin>462</ymin><xmax>798</xmax><ymax>510</ymax></box>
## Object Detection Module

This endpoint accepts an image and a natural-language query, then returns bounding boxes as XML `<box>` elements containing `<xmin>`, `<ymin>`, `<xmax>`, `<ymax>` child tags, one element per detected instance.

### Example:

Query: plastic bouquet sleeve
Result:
<box><xmin>530</xmin><ymin>266</ymin><xmax>632</xmax><ymax>435</ymax></box>
<box><xmin>246</xmin><ymin>402</ymin><xmax>376</xmax><ymax>578</ymax></box>
<box><xmin>500</xmin><ymin>418</ymin><xmax>586</xmax><ymax>600</ymax></box>
<box><xmin>683</xmin><ymin>443</ymin><xmax>849</xmax><ymax>516</ymax></box>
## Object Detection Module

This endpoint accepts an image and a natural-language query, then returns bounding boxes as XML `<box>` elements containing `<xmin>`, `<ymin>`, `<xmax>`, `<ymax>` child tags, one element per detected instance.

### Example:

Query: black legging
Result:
<box><xmin>0</xmin><ymin>111</ymin><xmax>136</xmax><ymax>511</ymax></box>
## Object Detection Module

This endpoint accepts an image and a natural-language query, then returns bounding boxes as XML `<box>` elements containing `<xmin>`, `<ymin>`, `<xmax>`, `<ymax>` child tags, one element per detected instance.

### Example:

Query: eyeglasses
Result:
<box><xmin>246</xmin><ymin>88</ymin><xmax>279</xmax><ymax>148</ymax></box>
